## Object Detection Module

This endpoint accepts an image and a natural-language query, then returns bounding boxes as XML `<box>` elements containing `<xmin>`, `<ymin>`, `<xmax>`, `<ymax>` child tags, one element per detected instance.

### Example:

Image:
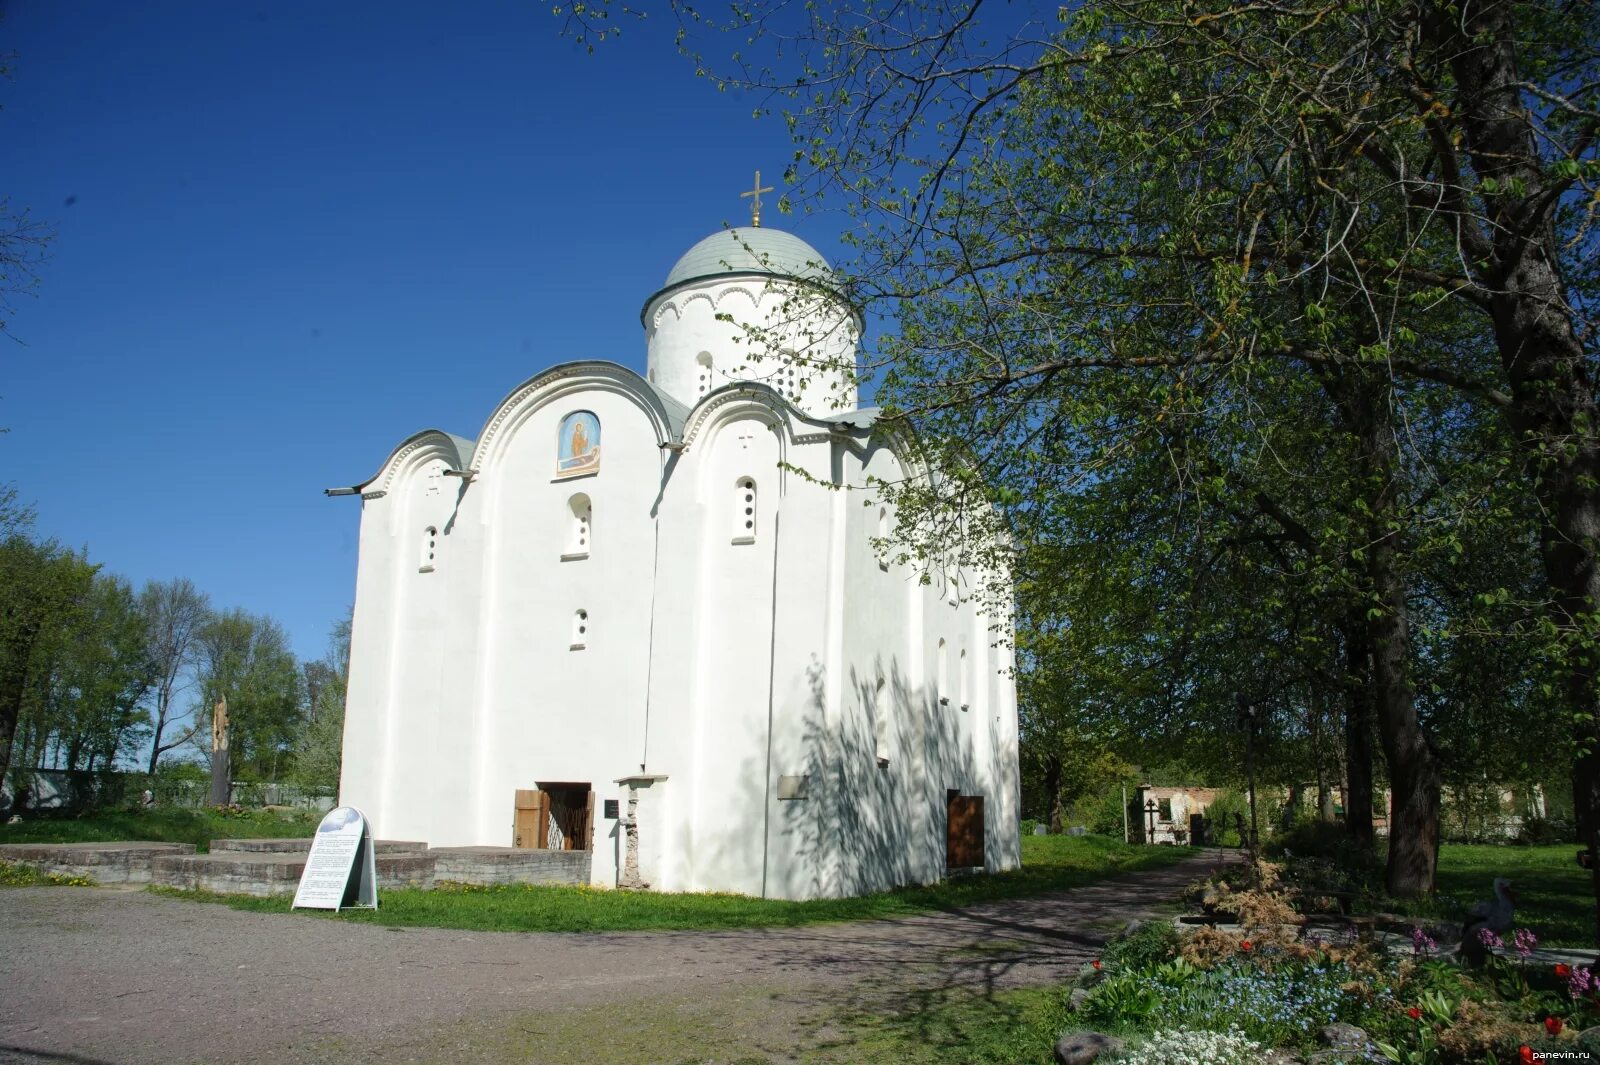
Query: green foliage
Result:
<box><xmin>195</xmin><ymin>608</ymin><xmax>303</xmax><ymax>780</ymax></box>
<box><xmin>618</xmin><ymin>0</ymin><xmax>1600</xmax><ymax>905</ymax></box>
<box><xmin>289</xmin><ymin>613</ymin><xmax>349</xmax><ymax>789</ymax></box>
<box><xmin>1266</xmin><ymin>820</ymin><xmax>1352</xmax><ymax>860</ymax></box>
<box><xmin>1518</xmin><ymin>816</ymin><xmax>1576</xmax><ymax>845</ymax></box>
<box><xmin>1205</xmin><ymin>791</ymin><xmax>1250</xmax><ymax>847</ymax></box>
<box><xmin>1081</xmin><ymin>953</ymin><xmax>1380</xmax><ymax>1050</ymax></box>
<box><xmin>1100</xmin><ymin>919</ymin><xmax>1181</xmax><ymax>971</ymax></box>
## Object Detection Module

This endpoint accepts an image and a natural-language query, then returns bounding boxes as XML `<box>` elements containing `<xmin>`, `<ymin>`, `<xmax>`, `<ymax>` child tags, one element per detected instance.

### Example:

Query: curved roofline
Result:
<box><xmin>354</xmin><ymin>428</ymin><xmax>472</xmax><ymax>494</ymax></box>
<box><xmin>467</xmin><ymin>359</ymin><xmax>690</xmax><ymax>473</ymax></box>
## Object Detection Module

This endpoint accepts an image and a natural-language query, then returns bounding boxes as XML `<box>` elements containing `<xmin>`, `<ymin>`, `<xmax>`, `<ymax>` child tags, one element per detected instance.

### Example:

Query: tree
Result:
<box><xmin>292</xmin><ymin>612</ymin><xmax>350</xmax><ymax>790</ymax></box>
<box><xmin>138</xmin><ymin>578</ymin><xmax>211</xmax><ymax>774</ymax></box>
<box><xmin>0</xmin><ymin>534</ymin><xmax>95</xmax><ymax>800</ymax></box>
<box><xmin>35</xmin><ymin>573</ymin><xmax>153</xmax><ymax>772</ymax></box>
<box><xmin>604</xmin><ymin>0</ymin><xmax>1600</xmax><ymax>906</ymax></box>
<box><xmin>194</xmin><ymin>610</ymin><xmax>301</xmax><ymax>783</ymax></box>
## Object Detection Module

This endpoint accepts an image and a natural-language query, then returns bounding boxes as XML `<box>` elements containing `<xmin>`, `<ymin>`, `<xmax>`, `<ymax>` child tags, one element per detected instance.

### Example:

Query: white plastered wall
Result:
<box><xmin>340</xmin><ymin>372</ymin><xmax>1021</xmax><ymax>898</ymax></box>
<box><xmin>646</xmin><ymin>278</ymin><xmax>858</xmax><ymax>417</ymax></box>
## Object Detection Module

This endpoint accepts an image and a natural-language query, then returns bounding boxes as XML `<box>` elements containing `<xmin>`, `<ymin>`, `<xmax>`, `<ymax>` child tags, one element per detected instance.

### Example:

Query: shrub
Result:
<box><xmin>1082</xmin><ymin>779</ymin><xmax>1140</xmax><ymax>837</ymax></box>
<box><xmin>1019</xmin><ymin>818</ymin><xmax>1038</xmax><ymax>836</ymax></box>
<box><xmin>1205</xmin><ymin>790</ymin><xmax>1249</xmax><ymax>846</ymax></box>
<box><xmin>1518</xmin><ymin>816</ymin><xmax>1576</xmax><ymax>845</ymax></box>
<box><xmin>1265</xmin><ymin>819</ymin><xmax>1349</xmax><ymax>859</ymax></box>
<box><xmin>1102</xmin><ymin>920</ymin><xmax>1182</xmax><ymax>970</ymax></box>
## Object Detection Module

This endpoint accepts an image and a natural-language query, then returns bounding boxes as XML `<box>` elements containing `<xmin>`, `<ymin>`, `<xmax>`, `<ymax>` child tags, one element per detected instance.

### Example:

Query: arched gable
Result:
<box><xmin>359</xmin><ymin>429</ymin><xmax>471</xmax><ymax>499</ymax></box>
<box><xmin>469</xmin><ymin>361</ymin><xmax>682</xmax><ymax>476</ymax></box>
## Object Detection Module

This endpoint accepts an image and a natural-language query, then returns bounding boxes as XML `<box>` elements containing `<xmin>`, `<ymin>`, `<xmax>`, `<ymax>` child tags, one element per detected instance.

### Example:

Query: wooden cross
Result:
<box><xmin>740</xmin><ymin>170</ymin><xmax>774</xmax><ymax>227</ymax></box>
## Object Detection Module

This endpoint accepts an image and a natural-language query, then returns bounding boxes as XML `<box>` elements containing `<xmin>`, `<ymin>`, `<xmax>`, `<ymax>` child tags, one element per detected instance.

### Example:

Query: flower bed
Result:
<box><xmin>1064</xmin><ymin>859</ymin><xmax>1600</xmax><ymax>1064</ymax></box>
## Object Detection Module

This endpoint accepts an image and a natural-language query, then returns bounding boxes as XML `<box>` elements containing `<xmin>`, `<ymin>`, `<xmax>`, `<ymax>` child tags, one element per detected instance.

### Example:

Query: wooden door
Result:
<box><xmin>946</xmin><ymin>794</ymin><xmax>986</xmax><ymax>869</ymax></box>
<box><xmin>513</xmin><ymin>789</ymin><xmax>548</xmax><ymax>849</ymax></box>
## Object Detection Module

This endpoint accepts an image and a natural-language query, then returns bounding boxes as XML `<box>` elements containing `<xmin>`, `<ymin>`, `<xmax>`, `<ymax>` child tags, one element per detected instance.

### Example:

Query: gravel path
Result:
<box><xmin>0</xmin><ymin>851</ymin><xmax>1232</xmax><ymax>1065</ymax></box>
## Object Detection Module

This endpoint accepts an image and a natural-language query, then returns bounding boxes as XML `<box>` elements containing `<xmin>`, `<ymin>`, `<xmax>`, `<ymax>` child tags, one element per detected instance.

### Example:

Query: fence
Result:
<box><xmin>3</xmin><ymin>769</ymin><xmax>336</xmax><ymax>814</ymax></box>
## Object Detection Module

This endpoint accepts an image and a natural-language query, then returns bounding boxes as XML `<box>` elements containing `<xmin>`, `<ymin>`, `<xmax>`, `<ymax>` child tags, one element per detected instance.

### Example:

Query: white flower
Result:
<box><xmin>1111</xmin><ymin>1026</ymin><xmax>1269</xmax><ymax>1065</ymax></box>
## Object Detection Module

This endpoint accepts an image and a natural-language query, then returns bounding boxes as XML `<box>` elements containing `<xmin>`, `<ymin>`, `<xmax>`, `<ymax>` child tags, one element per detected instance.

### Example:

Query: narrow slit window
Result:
<box><xmin>959</xmin><ymin>649</ymin><xmax>970</xmax><ymax>711</ymax></box>
<box><xmin>733</xmin><ymin>477</ymin><xmax>757</xmax><ymax>544</ymax></box>
<box><xmin>936</xmin><ymin>639</ymin><xmax>949</xmax><ymax>707</ymax></box>
<box><xmin>872</xmin><ymin>677</ymin><xmax>889</xmax><ymax>766</ymax></box>
<box><xmin>696</xmin><ymin>351</ymin><xmax>714</xmax><ymax>397</ymax></box>
<box><xmin>564</xmin><ymin>494</ymin><xmax>592</xmax><ymax>559</ymax></box>
<box><xmin>420</xmin><ymin>526</ymin><xmax>437</xmax><ymax>572</ymax></box>
<box><xmin>571</xmin><ymin>609</ymin><xmax>589</xmax><ymax>650</ymax></box>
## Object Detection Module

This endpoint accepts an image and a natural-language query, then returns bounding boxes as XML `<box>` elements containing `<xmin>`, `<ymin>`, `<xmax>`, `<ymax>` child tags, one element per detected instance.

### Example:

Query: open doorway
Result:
<box><xmin>512</xmin><ymin>783</ymin><xmax>594</xmax><ymax>851</ymax></box>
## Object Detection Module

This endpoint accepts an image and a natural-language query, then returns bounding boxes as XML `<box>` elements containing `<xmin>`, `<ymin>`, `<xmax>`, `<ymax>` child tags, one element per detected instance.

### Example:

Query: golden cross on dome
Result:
<box><xmin>740</xmin><ymin>170</ymin><xmax>774</xmax><ymax>227</ymax></box>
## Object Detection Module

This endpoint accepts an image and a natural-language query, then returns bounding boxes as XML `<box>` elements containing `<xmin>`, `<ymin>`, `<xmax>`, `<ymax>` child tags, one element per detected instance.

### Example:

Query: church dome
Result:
<box><xmin>661</xmin><ymin>227</ymin><xmax>832</xmax><ymax>290</ymax></box>
<box><xmin>643</xmin><ymin>224</ymin><xmax>859</xmax><ymax>418</ymax></box>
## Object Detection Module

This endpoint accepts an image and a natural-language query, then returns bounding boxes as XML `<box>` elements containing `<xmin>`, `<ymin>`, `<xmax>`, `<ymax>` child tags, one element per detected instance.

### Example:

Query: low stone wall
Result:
<box><xmin>0</xmin><ymin>841</ymin><xmax>196</xmax><ymax>884</ymax></box>
<box><xmin>151</xmin><ymin>852</ymin><xmax>437</xmax><ymax>897</ymax></box>
<box><xmin>5</xmin><ymin>840</ymin><xmax>587</xmax><ymax>895</ymax></box>
<box><xmin>431</xmin><ymin>847</ymin><xmax>592</xmax><ymax>886</ymax></box>
<box><xmin>210</xmin><ymin>837</ymin><xmax>428</xmax><ymax>856</ymax></box>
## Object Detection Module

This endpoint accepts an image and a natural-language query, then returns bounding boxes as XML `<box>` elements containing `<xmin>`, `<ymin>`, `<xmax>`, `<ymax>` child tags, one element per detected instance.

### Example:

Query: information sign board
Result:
<box><xmin>291</xmin><ymin>806</ymin><xmax>378</xmax><ymax>911</ymax></box>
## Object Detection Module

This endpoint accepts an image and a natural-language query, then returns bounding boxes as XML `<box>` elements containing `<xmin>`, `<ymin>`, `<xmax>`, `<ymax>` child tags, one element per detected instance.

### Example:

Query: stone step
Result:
<box><xmin>150</xmin><ymin>851</ymin><xmax>436</xmax><ymax>897</ymax></box>
<box><xmin>210</xmin><ymin>837</ymin><xmax>428</xmax><ymax>856</ymax></box>
<box><xmin>0</xmin><ymin>841</ymin><xmax>197</xmax><ymax>884</ymax></box>
<box><xmin>431</xmin><ymin>846</ymin><xmax>592</xmax><ymax>886</ymax></box>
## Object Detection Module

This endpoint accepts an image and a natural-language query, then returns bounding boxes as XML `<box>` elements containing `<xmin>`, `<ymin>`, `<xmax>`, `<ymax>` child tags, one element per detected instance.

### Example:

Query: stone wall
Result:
<box><xmin>431</xmin><ymin>847</ymin><xmax>591</xmax><ymax>886</ymax></box>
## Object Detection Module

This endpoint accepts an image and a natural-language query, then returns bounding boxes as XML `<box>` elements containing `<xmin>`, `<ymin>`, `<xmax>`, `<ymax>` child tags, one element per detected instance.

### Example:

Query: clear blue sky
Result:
<box><xmin>5</xmin><ymin>2</ymin><xmax>846</xmax><ymax>663</ymax></box>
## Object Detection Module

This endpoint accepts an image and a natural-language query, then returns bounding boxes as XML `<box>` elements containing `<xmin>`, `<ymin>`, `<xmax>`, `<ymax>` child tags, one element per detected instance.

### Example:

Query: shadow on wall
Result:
<box><xmin>695</xmin><ymin>653</ymin><xmax>988</xmax><ymax>900</ymax></box>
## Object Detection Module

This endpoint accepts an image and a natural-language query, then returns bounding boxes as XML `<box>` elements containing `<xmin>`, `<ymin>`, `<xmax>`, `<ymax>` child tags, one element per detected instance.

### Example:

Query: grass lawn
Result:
<box><xmin>151</xmin><ymin>833</ymin><xmax>1204</xmax><ymax>933</ymax></box>
<box><xmin>1380</xmin><ymin>842</ymin><xmax>1595</xmax><ymax>947</ymax></box>
<box><xmin>0</xmin><ymin>807</ymin><xmax>319</xmax><ymax>853</ymax></box>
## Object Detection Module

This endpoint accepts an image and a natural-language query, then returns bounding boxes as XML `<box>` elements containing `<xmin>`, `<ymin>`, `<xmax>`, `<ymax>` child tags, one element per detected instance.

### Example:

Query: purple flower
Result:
<box><xmin>1514</xmin><ymin>928</ymin><xmax>1538</xmax><ymax>957</ymax></box>
<box><xmin>1411</xmin><ymin>927</ymin><xmax>1437</xmax><ymax>955</ymax></box>
<box><xmin>1478</xmin><ymin>927</ymin><xmax>1504</xmax><ymax>950</ymax></box>
<box><xmin>1570</xmin><ymin>965</ymin><xmax>1594</xmax><ymax>998</ymax></box>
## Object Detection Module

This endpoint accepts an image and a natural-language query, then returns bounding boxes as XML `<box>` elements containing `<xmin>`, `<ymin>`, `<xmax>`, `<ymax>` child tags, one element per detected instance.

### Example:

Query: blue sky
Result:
<box><xmin>5</xmin><ymin>2</ymin><xmax>850</xmax><ymax>663</ymax></box>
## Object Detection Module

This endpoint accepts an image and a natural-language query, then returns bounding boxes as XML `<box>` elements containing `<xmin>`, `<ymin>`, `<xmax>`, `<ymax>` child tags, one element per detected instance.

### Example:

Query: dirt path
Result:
<box><xmin>0</xmin><ymin>851</ymin><xmax>1232</xmax><ymax>1065</ymax></box>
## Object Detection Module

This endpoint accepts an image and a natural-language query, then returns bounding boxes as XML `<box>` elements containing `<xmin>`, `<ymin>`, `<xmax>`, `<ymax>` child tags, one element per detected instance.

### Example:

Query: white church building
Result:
<box><xmin>333</xmin><ymin>220</ymin><xmax>1020</xmax><ymax>900</ymax></box>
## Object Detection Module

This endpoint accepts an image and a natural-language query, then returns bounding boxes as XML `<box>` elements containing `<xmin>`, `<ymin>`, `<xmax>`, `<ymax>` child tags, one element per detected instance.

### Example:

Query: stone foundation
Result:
<box><xmin>0</xmin><ymin>841</ymin><xmax>197</xmax><ymax>884</ymax></box>
<box><xmin>431</xmin><ymin>847</ymin><xmax>591</xmax><ymax>886</ymax></box>
<box><xmin>150</xmin><ymin>852</ymin><xmax>437</xmax><ymax>896</ymax></box>
<box><xmin>4</xmin><ymin>840</ymin><xmax>592</xmax><ymax>895</ymax></box>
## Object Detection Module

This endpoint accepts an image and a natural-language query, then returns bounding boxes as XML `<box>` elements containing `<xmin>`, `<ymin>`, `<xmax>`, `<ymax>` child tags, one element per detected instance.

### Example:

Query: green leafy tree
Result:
<box><xmin>588</xmin><ymin>0</ymin><xmax>1600</xmax><ymax>906</ymax></box>
<box><xmin>291</xmin><ymin>612</ymin><xmax>350</xmax><ymax>790</ymax></box>
<box><xmin>35</xmin><ymin>573</ymin><xmax>154</xmax><ymax>771</ymax></box>
<box><xmin>194</xmin><ymin>609</ymin><xmax>301</xmax><ymax>782</ymax></box>
<box><xmin>0</xmin><ymin>534</ymin><xmax>95</xmax><ymax>798</ymax></box>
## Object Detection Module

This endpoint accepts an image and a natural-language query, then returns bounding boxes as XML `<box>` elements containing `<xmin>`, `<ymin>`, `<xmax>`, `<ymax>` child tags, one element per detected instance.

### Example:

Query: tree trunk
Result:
<box><xmin>1043</xmin><ymin>753</ymin><xmax>1063</xmax><ymax>834</ymax></box>
<box><xmin>1428</xmin><ymin>0</ymin><xmax>1600</xmax><ymax>944</ymax></box>
<box><xmin>1358</xmin><ymin>395</ymin><xmax>1441</xmax><ymax>898</ymax></box>
<box><xmin>1312</xmin><ymin>685</ymin><xmax>1335</xmax><ymax>822</ymax></box>
<box><xmin>0</xmin><ymin>618</ymin><xmax>41</xmax><ymax>813</ymax></box>
<box><xmin>1341</xmin><ymin>616</ymin><xmax>1376</xmax><ymax>847</ymax></box>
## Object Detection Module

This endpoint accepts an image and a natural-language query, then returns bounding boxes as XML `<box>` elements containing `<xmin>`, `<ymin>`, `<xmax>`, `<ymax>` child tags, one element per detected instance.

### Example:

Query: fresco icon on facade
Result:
<box><xmin>556</xmin><ymin>411</ymin><xmax>601</xmax><ymax>478</ymax></box>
